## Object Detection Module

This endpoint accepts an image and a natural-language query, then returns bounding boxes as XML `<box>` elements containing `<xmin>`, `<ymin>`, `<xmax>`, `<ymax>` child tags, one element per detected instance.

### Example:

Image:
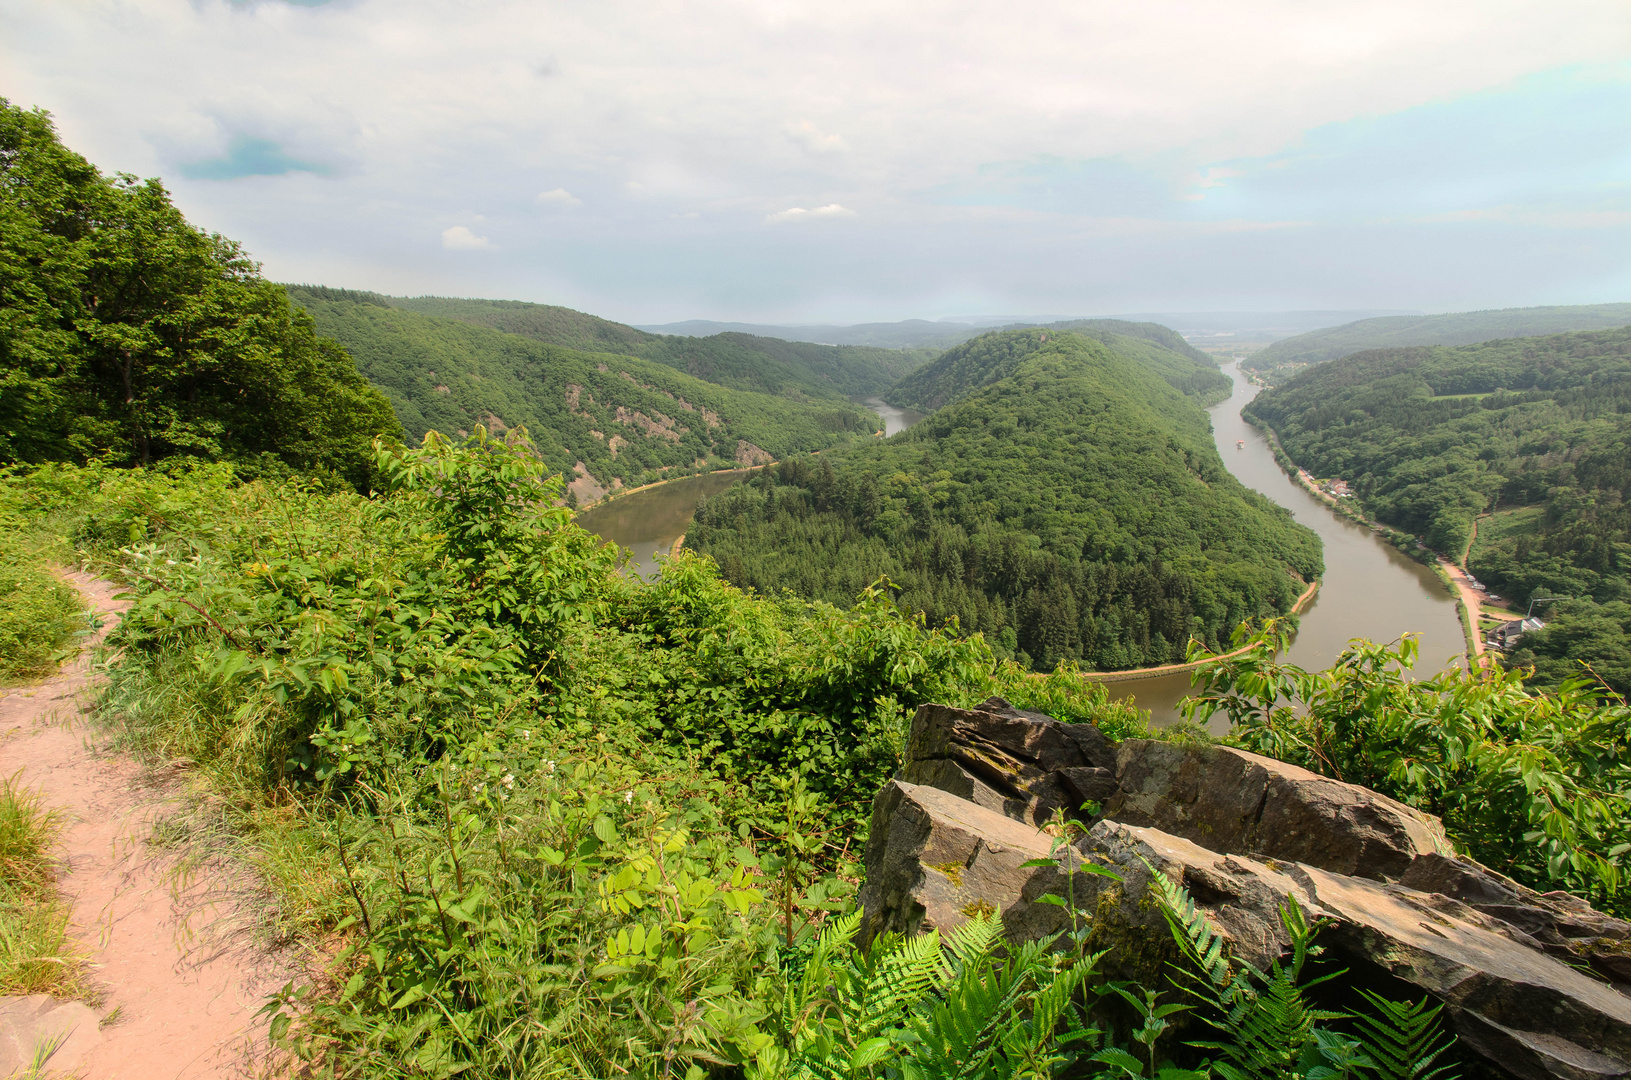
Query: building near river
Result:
<box><xmin>1489</xmin><ymin>617</ymin><xmax>1545</xmax><ymax>651</ymax></box>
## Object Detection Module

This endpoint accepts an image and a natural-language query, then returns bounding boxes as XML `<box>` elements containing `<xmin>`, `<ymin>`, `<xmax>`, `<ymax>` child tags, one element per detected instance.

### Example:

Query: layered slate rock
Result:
<box><xmin>861</xmin><ymin>698</ymin><xmax>1631</xmax><ymax>1080</ymax></box>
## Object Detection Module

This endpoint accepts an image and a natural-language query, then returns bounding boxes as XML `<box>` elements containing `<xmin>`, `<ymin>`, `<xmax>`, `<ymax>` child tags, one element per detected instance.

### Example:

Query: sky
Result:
<box><xmin>4</xmin><ymin>0</ymin><xmax>1630</xmax><ymax>324</ymax></box>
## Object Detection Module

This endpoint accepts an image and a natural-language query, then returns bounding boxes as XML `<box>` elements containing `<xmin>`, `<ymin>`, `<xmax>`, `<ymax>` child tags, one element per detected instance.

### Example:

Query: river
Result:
<box><xmin>575</xmin><ymin>363</ymin><xmax>1465</xmax><ymax>721</ymax></box>
<box><xmin>1095</xmin><ymin>361</ymin><xmax>1466</xmax><ymax>723</ymax></box>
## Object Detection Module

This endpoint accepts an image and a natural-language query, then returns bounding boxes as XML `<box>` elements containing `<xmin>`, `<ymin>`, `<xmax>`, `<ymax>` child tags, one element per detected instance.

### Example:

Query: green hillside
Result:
<box><xmin>688</xmin><ymin>330</ymin><xmax>1320</xmax><ymax>672</ymax></box>
<box><xmin>885</xmin><ymin>322</ymin><xmax>1228</xmax><ymax>413</ymax></box>
<box><xmin>1244</xmin><ymin>326</ymin><xmax>1631</xmax><ymax>691</ymax></box>
<box><xmin>286</xmin><ymin>287</ymin><xmax>882</xmax><ymax>500</ymax></box>
<box><xmin>1246</xmin><ymin>303</ymin><xmax>1631</xmax><ymax>384</ymax></box>
<box><xmin>383</xmin><ymin>293</ymin><xmax>934</xmax><ymax>400</ymax></box>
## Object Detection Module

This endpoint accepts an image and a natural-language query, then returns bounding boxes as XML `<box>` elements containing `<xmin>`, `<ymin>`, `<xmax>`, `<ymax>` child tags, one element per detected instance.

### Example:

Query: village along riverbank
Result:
<box><xmin>575</xmin><ymin>363</ymin><xmax>1465</xmax><ymax>724</ymax></box>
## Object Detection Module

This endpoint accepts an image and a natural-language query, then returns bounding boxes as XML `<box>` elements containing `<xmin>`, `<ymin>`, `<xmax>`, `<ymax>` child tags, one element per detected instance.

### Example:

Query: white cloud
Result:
<box><xmin>766</xmin><ymin>204</ymin><xmax>857</xmax><ymax>223</ymax></box>
<box><xmin>4</xmin><ymin>0</ymin><xmax>1627</xmax><ymax>318</ymax></box>
<box><xmin>441</xmin><ymin>225</ymin><xmax>491</xmax><ymax>249</ymax></box>
<box><xmin>785</xmin><ymin>120</ymin><xmax>844</xmax><ymax>155</ymax></box>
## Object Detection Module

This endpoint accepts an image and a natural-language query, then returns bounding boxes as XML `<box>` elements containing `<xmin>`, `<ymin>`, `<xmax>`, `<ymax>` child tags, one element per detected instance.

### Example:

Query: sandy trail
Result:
<box><xmin>0</xmin><ymin>571</ymin><xmax>292</xmax><ymax>1079</ymax></box>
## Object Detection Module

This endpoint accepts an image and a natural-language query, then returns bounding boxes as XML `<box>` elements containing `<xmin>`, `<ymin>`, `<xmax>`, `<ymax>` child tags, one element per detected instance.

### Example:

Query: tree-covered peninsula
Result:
<box><xmin>886</xmin><ymin>318</ymin><xmax>1229</xmax><ymax>412</ymax></box>
<box><xmin>1244</xmin><ymin>326</ymin><xmax>1631</xmax><ymax>691</ymax></box>
<box><xmin>687</xmin><ymin>330</ymin><xmax>1321</xmax><ymax>671</ymax></box>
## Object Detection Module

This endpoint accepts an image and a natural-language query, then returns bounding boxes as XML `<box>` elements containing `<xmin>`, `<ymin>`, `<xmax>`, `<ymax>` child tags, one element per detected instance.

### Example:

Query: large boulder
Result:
<box><xmin>861</xmin><ymin>699</ymin><xmax>1631</xmax><ymax>1080</ymax></box>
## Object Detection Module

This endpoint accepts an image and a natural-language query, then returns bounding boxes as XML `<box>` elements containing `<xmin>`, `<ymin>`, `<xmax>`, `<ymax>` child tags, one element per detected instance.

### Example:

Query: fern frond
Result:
<box><xmin>946</xmin><ymin>910</ymin><xmax>1005</xmax><ymax>971</ymax></box>
<box><xmin>1352</xmin><ymin>991</ymin><xmax>1458</xmax><ymax>1080</ymax></box>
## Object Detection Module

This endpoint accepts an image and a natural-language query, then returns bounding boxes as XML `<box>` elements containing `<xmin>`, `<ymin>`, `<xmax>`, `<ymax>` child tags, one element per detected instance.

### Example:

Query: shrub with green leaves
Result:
<box><xmin>1183</xmin><ymin>620</ymin><xmax>1631</xmax><ymax>916</ymax></box>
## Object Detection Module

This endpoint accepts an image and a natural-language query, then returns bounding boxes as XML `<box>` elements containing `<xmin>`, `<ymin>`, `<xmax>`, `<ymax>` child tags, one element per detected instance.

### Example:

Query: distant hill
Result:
<box><xmin>1246</xmin><ymin>303</ymin><xmax>1631</xmax><ymax>382</ymax></box>
<box><xmin>639</xmin><ymin>311</ymin><xmax>1414</xmax><ymax>351</ymax></box>
<box><xmin>637</xmin><ymin>318</ymin><xmax>984</xmax><ymax>349</ymax></box>
<box><xmin>285</xmin><ymin>287</ymin><xmax>885</xmax><ymax>502</ymax></box>
<box><xmin>374</xmin><ymin>294</ymin><xmax>931</xmax><ymax>399</ymax></box>
<box><xmin>885</xmin><ymin>322</ymin><xmax>1227</xmax><ymax>413</ymax></box>
<box><xmin>687</xmin><ymin>329</ymin><xmax>1321</xmax><ymax>672</ymax></box>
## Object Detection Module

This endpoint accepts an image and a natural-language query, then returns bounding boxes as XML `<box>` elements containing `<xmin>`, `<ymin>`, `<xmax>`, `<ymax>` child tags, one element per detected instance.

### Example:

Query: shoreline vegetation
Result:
<box><xmin>1244</xmin><ymin>414</ymin><xmax>1480</xmax><ymax>660</ymax></box>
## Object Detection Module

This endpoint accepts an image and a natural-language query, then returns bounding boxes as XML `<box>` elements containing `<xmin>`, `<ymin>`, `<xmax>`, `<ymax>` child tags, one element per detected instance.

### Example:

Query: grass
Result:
<box><xmin>0</xmin><ymin>772</ymin><xmax>94</xmax><ymax>999</ymax></box>
<box><xmin>0</xmin><ymin>533</ymin><xmax>87</xmax><ymax>684</ymax></box>
<box><xmin>1469</xmin><ymin>506</ymin><xmax>1546</xmax><ymax>565</ymax></box>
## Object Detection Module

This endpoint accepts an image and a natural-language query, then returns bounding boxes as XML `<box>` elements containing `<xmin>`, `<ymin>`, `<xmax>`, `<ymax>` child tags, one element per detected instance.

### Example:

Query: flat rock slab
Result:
<box><xmin>0</xmin><ymin>995</ymin><xmax>101</xmax><ymax>1076</ymax></box>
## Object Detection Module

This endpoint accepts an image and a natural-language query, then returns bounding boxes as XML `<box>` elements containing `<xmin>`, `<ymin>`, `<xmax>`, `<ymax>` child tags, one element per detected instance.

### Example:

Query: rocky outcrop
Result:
<box><xmin>861</xmin><ymin>698</ymin><xmax>1631</xmax><ymax>1080</ymax></box>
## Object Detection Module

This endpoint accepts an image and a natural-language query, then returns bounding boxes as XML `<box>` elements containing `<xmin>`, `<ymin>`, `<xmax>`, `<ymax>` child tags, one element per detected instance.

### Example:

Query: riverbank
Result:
<box><xmin>1078</xmin><ymin>577</ymin><xmax>1321</xmax><ymax>684</ymax></box>
<box><xmin>579</xmin><ymin>465</ymin><xmax>762</xmax><ymax>512</ymax></box>
<box><xmin>1245</xmin><ymin>415</ymin><xmax>1481</xmax><ymax>661</ymax></box>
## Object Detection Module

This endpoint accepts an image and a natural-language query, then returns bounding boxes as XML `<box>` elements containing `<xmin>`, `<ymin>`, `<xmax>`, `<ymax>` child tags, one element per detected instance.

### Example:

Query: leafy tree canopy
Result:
<box><xmin>0</xmin><ymin>101</ymin><xmax>400</xmax><ymax>489</ymax></box>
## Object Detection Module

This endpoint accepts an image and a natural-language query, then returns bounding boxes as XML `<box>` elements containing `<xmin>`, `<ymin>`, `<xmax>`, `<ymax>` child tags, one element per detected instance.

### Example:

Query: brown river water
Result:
<box><xmin>575</xmin><ymin>366</ymin><xmax>1464</xmax><ymax>723</ymax></box>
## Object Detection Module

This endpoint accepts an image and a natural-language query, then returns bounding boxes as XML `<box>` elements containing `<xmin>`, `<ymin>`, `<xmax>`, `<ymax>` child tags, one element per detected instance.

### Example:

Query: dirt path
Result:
<box><xmin>0</xmin><ymin>571</ymin><xmax>292</xmax><ymax>1079</ymax></box>
<box><xmin>1438</xmin><ymin>559</ymin><xmax>1487</xmax><ymax>658</ymax></box>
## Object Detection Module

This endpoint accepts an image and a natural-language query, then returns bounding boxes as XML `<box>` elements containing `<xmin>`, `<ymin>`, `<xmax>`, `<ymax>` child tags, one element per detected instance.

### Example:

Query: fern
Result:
<box><xmin>1351</xmin><ymin>991</ymin><xmax>1457</xmax><ymax>1080</ymax></box>
<box><xmin>1150</xmin><ymin>863</ymin><xmax>1457</xmax><ymax>1080</ymax></box>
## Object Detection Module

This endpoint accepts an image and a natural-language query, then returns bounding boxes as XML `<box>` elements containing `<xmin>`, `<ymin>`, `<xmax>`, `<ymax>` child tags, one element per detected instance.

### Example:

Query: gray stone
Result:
<box><xmin>1106</xmin><ymin>739</ymin><xmax>1454</xmax><ymax>881</ymax></box>
<box><xmin>862</xmin><ymin>700</ymin><xmax>1631</xmax><ymax>1080</ymax></box>
<box><xmin>897</xmin><ymin>699</ymin><xmax>1116</xmax><ymax>825</ymax></box>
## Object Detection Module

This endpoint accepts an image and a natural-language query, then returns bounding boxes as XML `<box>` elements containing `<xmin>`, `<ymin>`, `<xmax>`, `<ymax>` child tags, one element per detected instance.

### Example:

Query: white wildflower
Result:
<box><xmin>624</xmin><ymin>790</ymin><xmax>634</xmax><ymax>804</ymax></box>
<box><xmin>502</xmin><ymin>773</ymin><xmax>515</xmax><ymax>789</ymax></box>
<box><xmin>545</xmin><ymin>760</ymin><xmax>555</xmax><ymax>774</ymax></box>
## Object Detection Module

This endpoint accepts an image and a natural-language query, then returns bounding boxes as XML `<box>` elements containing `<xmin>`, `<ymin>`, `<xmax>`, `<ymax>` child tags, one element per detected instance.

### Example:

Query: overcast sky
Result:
<box><xmin>5</xmin><ymin>0</ymin><xmax>1629</xmax><ymax>323</ymax></box>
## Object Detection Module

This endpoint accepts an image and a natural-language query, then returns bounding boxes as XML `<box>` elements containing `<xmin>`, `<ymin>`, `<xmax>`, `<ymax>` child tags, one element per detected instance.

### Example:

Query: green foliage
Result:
<box><xmin>386</xmin><ymin>294</ymin><xmax>933</xmax><ymax>400</ymax></box>
<box><xmin>1245</xmin><ymin>326</ymin><xmax>1631</xmax><ymax>692</ymax></box>
<box><xmin>0</xmin><ymin>101</ymin><xmax>400</xmax><ymax>487</ymax></box>
<box><xmin>1151</xmin><ymin>866</ymin><xmax>1457</xmax><ymax>1080</ymax></box>
<box><xmin>750</xmin><ymin>910</ymin><xmax>1098</xmax><ymax>1080</ymax></box>
<box><xmin>285</xmin><ymin>287</ymin><xmax>886</xmax><ymax>491</ymax></box>
<box><xmin>1183</xmin><ymin>622</ymin><xmax>1631</xmax><ymax>915</ymax></box>
<box><xmin>0</xmin><ymin>549</ymin><xmax>82</xmax><ymax>682</ymax></box>
<box><xmin>688</xmin><ymin>332</ymin><xmax>1320</xmax><ymax>671</ymax></box>
<box><xmin>1246</xmin><ymin>304</ymin><xmax>1631</xmax><ymax>383</ymax></box>
<box><xmin>266</xmin><ymin>753</ymin><xmax>779</xmax><ymax>1078</ymax></box>
<box><xmin>0</xmin><ymin>773</ymin><xmax>90</xmax><ymax>998</ymax></box>
<box><xmin>885</xmin><ymin>325</ymin><xmax>1226</xmax><ymax>414</ymax></box>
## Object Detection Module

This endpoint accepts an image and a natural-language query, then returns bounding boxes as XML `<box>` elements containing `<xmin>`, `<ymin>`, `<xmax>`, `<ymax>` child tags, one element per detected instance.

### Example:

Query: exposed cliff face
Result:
<box><xmin>861</xmin><ymin>699</ymin><xmax>1631</xmax><ymax>1080</ymax></box>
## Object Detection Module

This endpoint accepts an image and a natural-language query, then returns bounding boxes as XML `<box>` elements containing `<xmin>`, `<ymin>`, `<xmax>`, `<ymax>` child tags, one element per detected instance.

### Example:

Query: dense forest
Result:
<box><xmin>0</xmin><ymin>101</ymin><xmax>399</xmax><ymax>489</ymax></box>
<box><xmin>287</xmin><ymin>287</ymin><xmax>885</xmax><ymax>498</ymax></box>
<box><xmin>1245</xmin><ymin>327</ymin><xmax>1631</xmax><ymax>690</ymax></box>
<box><xmin>688</xmin><ymin>330</ymin><xmax>1321</xmax><ymax>671</ymax></box>
<box><xmin>885</xmin><ymin>319</ymin><xmax>1228</xmax><ymax>412</ymax></box>
<box><xmin>385</xmin><ymin>293</ymin><xmax>934</xmax><ymax>400</ymax></box>
<box><xmin>1247</xmin><ymin>302</ymin><xmax>1631</xmax><ymax>385</ymax></box>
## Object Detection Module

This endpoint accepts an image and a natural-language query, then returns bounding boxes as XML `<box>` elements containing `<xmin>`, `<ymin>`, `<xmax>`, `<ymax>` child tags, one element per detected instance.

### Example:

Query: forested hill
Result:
<box><xmin>377</xmin><ymin>293</ymin><xmax>933</xmax><ymax>400</ymax></box>
<box><xmin>1246</xmin><ymin>303</ymin><xmax>1631</xmax><ymax>384</ymax></box>
<box><xmin>687</xmin><ymin>330</ymin><xmax>1321</xmax><ymax>672</ymax></box>
<box><xmin>286</xmin><ymin>287</ymin><xmax>883</xmax><ymax>501</ymax></box>
<box><xmin>1244</xmin><ymin>326</ymin><xmax>1631</xmax><ymax>691</ymax></box>
<box><xmin>884</xmin><ymin>323</ymin><xmax>1228</xmax><ymax>413</ymax></box>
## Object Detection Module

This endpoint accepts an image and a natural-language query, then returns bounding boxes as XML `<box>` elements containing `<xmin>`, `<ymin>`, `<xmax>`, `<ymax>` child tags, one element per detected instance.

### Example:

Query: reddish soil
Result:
<box><xmin>0</xmin><ymin>571</ymin><xmax>293</xmax><ymax>1078</ymax></box>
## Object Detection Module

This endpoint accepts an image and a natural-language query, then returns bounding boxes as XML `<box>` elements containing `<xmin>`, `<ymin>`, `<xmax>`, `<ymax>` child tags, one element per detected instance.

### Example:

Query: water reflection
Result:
<box><xmin>574</xmin><ymin>470</ymin><xmax>756</xmax><ymax>581</ymax></box>
<box><xmin>1103</xmin><ymin>363</ymin><xmax>1466</xmax><ymax>726</ymax></box>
